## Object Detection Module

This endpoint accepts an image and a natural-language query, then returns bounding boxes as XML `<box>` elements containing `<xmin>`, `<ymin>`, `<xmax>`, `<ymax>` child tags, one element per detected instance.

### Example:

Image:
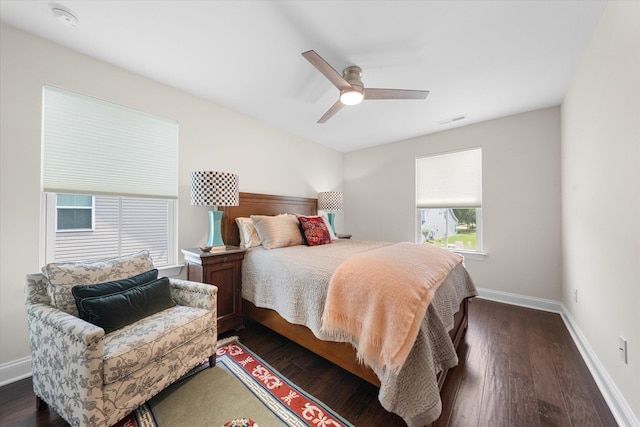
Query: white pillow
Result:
<box><xmin>251</xmin><ymin>214</ymin><xmax>303</xmax><ymax>249</ymax></box>
<box><xmin>318</xmin><ymin>211</ymin><xmax>338</xmax><ymax>240</ymax></box>
<box><xmin>235</xmin><ymin>217</ymin><xmax>261</xmax><ymax>249</ymax></box>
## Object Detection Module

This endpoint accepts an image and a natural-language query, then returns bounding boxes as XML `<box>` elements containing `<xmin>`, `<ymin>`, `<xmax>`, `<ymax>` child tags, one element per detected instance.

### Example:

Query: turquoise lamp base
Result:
<box><xmin>207</xmin><ymin>210</ymin><xmax>224</xmax><ymax>247</ymax></box>
<box><xmin>327</xmin><ymin>212</ymin><xmax>336</xmax><ymax>234</ymax></box>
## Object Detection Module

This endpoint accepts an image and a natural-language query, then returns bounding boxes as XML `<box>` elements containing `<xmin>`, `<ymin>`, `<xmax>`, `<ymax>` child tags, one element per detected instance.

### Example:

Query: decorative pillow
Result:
<box><xmin>77</xmin><ymin>277</ymin><xmax>175</xmax><ymax>334</ymax></box>
<box><xmin>297</xmin><ymin>221</ymin><xmax>309</xmax><ymax>245</ymax></box>
<box><xmin>43</xmin><ymin>250</ymin><xmax>154</xmax><ymax>316</ymax></box>
<box><xmin>318</xmin><ymin>211</ymin><xmax>338</xmax><ymax>240</ymax></box>
<box><xmin>297</xmin><ymin>216</ymin><xmax>332</xmax><ymax>246</ymax></box>
<box><xmin>251</xmin><ymin>214</ymin><xmax>304</xmax><ymax>249</ymax></box>
<box><xmin>235</xmin><ymin>217</ymin><xmax>262</xmax><ymax>249</ymax></box>
<box><xmin>72</xmin><ymin>269</ymin><xmax>159</xmax><ymax>320</ymax></box>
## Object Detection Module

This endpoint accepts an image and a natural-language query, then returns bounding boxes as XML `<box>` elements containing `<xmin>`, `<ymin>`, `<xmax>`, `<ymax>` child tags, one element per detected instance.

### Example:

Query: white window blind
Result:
<box><xmin>416</xmin><ymin>148</ymin><xmax>482</xmax><ymax>208</ymax></box>
<box><xmin>42</xmin><ymin>85</ymin><xmax>178</xmax><ymax>199</ymax></box>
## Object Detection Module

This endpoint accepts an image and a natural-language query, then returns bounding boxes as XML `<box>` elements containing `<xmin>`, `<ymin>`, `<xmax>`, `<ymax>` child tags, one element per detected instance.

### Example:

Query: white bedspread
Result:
<box><xmin>242</xmin><ymin>239</ymin><xmax>477</xmax><ymax>426</ymax></box>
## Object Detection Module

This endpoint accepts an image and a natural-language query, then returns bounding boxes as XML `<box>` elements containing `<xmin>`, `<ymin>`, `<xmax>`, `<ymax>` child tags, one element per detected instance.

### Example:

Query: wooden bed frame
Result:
<box><xmin>222</xmin><ymin>192</ymin><xmax>470</xmax><ymax>389</ymax></box>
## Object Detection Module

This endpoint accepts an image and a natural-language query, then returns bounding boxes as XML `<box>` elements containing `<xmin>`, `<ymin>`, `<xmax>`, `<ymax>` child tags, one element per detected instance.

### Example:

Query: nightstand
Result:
<box><xmin>182</xmin><ymin>246</ymin><xmax>245</xmax><ymax>333</ymax></box>
<box><xmin>336</xmin><ymin>233</ymin><xmax>352</xmax><ymax>239</ymax></box>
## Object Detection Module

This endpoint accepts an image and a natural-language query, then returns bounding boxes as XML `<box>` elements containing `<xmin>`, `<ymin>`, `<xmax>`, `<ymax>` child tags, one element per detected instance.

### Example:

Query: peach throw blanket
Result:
<box><xmin>321</xmin><ymin>242</ymin><xmax>463</xmax><ymax>374</ymax></box>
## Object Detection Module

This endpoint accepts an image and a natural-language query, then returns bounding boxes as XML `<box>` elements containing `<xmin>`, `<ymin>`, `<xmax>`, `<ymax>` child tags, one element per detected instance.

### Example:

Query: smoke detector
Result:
<box><xmin>50</xmin><ymin>4</ymin><xmax>79</xmax><ymax>27</ymax></box>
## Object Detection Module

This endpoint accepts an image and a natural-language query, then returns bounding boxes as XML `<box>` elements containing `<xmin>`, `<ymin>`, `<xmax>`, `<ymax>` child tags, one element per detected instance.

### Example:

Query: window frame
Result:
<box><xmin>415</xmin><ymin>148</ymin><xmax>486</xmax><ymax>260</ymax></box>
<box><xmin>40</xmin><ymin>85</ymin><xmax>180</xmax><ymax>273</ymax></box>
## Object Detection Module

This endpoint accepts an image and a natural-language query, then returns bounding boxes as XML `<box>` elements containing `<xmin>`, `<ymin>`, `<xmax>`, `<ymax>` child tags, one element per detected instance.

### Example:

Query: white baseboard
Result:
<box><xmin>476</xmin><ymin>288</ymin><xmax>639</xmax><ymax>427</ymax></box>
<box><xmin>476</xmin><ymin>287</ymin><xmax>564</xmax><ymax>313</ymax></box>
<box><xmin>0</xmin><ymin>356</ymin><xmax>32</xmax><ymax>387</ymax></box>
<box><xmin>559</xmin><ymin>304</ymin><xmax>639</xmax><ymax>427</ymax></box>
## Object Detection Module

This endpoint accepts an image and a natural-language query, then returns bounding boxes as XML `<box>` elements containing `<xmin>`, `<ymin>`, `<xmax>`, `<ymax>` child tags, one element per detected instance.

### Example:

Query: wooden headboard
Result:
<box><xmin>221</xmin><ymin>192</ymin><xmax>318</xmax><ymax>246</ymax></box>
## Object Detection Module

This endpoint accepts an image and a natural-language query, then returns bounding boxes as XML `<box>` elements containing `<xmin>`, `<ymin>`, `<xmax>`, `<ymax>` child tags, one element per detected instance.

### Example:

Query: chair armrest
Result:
<box><xmin>26</xmin><ymin>302</ymin><xmax>105</xmax><ymax>344</ymax></box>
<box><xmin>169</xmin><ymin>278</ymin><xmax>217</xmax><ymax>311</ymax></box>
<box><xmin>26</xmin><ymin>303</ymin><xmax>106</xmax><ymax>426</ymax></box>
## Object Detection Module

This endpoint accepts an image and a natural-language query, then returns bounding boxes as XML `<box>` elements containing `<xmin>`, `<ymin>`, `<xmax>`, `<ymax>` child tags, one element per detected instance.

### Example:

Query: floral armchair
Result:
<box><xmin>24</xmin><ymin>251</ymin><xmax>217</xmax><ymax>427</ymax></box>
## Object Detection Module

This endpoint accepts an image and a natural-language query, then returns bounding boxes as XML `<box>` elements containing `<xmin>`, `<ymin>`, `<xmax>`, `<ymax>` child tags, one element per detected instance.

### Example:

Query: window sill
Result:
<box><xmin>453</xmin><ymin>250</ymin><xmax>487</xmax><ymax>261</ymax></box>
<box><xmin>158</xmin><ymin>264</ymin><xmax>184</xmax><ymax>278</ymax></box>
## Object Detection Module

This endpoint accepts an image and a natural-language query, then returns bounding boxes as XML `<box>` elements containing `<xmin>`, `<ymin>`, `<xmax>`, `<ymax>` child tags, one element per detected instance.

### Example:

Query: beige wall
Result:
<box><xmin>344</xmin><ymin>107</ymin><xmax>562</xmax><ymax>300</ymax></box>
<box><xmin>562</xmin><ymin>0</ymin><xmax>640</xmax><ymax>420</ymax></box>
<box><xmin>0</xmin><ymin>24</ymin><xmax>343</xmax><ymax>372</ymax></box>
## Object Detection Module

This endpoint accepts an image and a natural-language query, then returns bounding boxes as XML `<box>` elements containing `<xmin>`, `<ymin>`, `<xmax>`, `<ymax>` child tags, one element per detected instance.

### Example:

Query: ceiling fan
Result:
<box><xmin>302</xmin><ymin>50</ymin><xmax>429</xmax><ymax>123</ymax></box>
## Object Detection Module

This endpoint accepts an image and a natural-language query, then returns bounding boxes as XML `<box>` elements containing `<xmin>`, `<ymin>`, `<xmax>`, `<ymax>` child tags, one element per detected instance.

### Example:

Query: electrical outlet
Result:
<box><xmin>619</xmin><ymin>337</ymin><xmax>628</xmax><ymax>364</ymax></box>
<box><xmin>573</xmin><ymin>288</ymin><xmax>578</xmax><ymax>303</ymax></box>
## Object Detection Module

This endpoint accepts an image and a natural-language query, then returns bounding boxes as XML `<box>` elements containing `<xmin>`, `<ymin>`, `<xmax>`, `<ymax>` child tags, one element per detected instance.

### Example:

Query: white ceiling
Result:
<box><xmin>0</xmin><ymin>1</ymin><xmax>606</xmax><ymax>152</ymax></box>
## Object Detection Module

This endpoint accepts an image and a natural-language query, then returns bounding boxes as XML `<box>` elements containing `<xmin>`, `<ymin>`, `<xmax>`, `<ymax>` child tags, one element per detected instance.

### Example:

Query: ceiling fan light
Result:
<box><xmin>340</xmin><ymin>89</ymin><xmax>364</xmax><ymax>106</ymax></box>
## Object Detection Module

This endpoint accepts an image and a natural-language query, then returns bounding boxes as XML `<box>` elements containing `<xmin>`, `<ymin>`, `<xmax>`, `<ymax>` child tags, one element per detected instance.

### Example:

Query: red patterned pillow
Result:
<box><xmin>297</xmin><ymin>216</ymin><xmax>332</xmax><ymax>246</ymax></box>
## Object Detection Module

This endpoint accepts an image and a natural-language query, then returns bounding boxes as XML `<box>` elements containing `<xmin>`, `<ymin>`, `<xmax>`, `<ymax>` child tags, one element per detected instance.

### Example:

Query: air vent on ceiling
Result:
<box><xmin>438</xmin><ymin>115</ymin><xmax>466</xmax><ymax>125</ymax></box>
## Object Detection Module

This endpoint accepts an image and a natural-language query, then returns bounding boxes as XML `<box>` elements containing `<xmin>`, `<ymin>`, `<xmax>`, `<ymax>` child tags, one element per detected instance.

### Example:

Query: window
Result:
<box><xmin>418</xmin><ymin>208</ymin><xmax>481</xmax><ymax>251</ymax></box>
<box><xmin>56</xmin><ymin>194</ymin><xmax>94</xmax><ymax>231</ymax></box>
<box><xmin>45</xmin><ymin>194</ymin><xmax>174</xmax><ymax>265</ymax></box>
<box><xmin>416</xmin><ymin>148</ymin><xmax>483</xmax><ymax>255</ymax></box>
<box><xmin>41</xmin><ymin>86</ymin><xmax>178</xmax><ymax>267</ymax></box>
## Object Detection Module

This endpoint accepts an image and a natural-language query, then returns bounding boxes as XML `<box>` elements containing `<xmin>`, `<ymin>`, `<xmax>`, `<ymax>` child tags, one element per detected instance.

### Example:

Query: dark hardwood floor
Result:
<box><xmin>0</xmin><ymin>299</ymin><xmax>617</xmax><ymax>427</ymax></box>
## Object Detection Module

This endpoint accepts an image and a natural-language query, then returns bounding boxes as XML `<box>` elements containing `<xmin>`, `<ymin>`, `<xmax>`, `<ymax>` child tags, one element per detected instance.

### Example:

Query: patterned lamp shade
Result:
<box><xmin>190</xmin><ymin>171</ymin><xmax>239</xmax><ymax>207</ymax></box>
<box><xmin>318</xmin><ymin>191</ymin><xmax>343</xmax><ymax>212</ymax></box>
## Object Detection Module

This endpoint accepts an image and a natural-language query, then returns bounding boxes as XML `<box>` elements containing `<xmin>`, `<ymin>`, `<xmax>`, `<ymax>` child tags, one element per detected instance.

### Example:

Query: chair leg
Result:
<box><xmin>208</xmin><ymin>355</ymin><xmax>216</xmax><ymax>368</ymax></box>
<box><xmin>36</xmin><ymin>396</ymin><xmax>48</xmax><ymax>411</ymax></box>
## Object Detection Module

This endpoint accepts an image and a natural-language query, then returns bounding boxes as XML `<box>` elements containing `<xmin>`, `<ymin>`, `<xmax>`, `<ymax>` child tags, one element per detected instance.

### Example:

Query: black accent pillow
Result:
<box><xmin>72</xmin><ymin>269</ymin><xmax>158</xmax><ymax>321</ymax></box>
<box><xmin>77</xmin><ymin>277</ymin><xmax>175</xmax><ymax>334</ymax></box>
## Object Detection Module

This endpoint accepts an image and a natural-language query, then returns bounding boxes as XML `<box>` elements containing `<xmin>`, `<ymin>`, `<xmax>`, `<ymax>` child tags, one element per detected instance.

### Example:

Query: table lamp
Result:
<box><xmin>318</xmin><ymin>191</ymin><xmax>343</xmax><ymax>234</ymax></box>
<box><xmin>190</xmin><ymin>171</ymin><xmax>239</xmax><ymax>247</ymax></box>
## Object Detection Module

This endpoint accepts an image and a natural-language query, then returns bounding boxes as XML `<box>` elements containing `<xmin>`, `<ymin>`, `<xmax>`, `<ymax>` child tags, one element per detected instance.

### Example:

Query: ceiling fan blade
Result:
<box><xmin>302</xmin><ymin>50</ymin><xmax>351</xmax><ymax>90</ymax></box>
<box><xmin>364</xmin><ymin>88</ymin><xmax>430</xmax><ymax>100</ymax></box>
<box><xmin>317</xmin><ymin>100</ymin><xmax>344</xmax><ymax>124</ymax></box>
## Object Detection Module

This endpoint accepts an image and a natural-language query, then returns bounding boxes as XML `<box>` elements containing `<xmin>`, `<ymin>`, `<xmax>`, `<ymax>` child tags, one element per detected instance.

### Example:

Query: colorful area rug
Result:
<box><xmin>114</xmin><ymin>339</ymin><xmax>352</xmax><ymax>427</ymax></box>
